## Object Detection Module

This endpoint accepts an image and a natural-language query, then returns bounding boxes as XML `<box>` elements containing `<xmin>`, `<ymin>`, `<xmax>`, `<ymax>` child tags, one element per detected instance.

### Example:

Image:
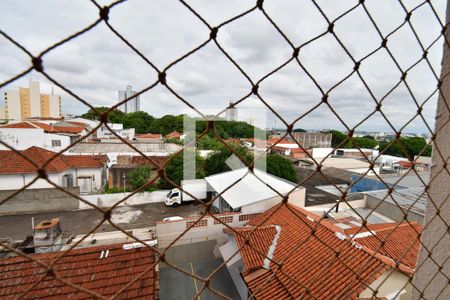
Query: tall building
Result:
<box><xmin>118</xmin><ymin>85</ymin><xmax>140</xmax><ymax>113</ymax></box>
<box><xmin>226</xmin><ymin>101</ymin><xmax>238</xmax><ymax>121</ymax></box>
<box><xmin>1</xmin><ymin>80</ymin><xmax>61</xmax><ymax>121</ymax></box>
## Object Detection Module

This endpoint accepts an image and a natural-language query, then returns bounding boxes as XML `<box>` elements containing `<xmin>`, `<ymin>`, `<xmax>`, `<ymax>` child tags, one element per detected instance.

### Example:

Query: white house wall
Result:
<box><xmin>311</xmin><ymin>148</ymin><xmax>335</xmax><ymax>158</ymax></box>
<box><xmin>43</xmin><ymin>133</ymin><xmax>71</xmax><ymax>152</ymax></box>
<box><xmin>0</xmin><ymin>128</ymin><xmax>45</xmax><ymax>150</ymax></box>
<box><xmin>75</xmin><ymin>167</ymin><xmax>104</xmax><ymax>191</ymax></box>
<box><xmin>0</xmin><ymin>173</ymin><xmax>62</xmax><ymax>190</ymax></box>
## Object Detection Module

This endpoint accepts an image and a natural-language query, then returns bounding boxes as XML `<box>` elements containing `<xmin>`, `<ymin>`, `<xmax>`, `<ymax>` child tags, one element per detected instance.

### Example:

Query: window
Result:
<box><xmin>62</xmin><ymin>174</ymin><xmax>73</xmax><ymax>187</ymax></box>
<box><xmin>51</xmin><ymin>140</ymin><xmax>61</xmax><ymax>147</ymax></box>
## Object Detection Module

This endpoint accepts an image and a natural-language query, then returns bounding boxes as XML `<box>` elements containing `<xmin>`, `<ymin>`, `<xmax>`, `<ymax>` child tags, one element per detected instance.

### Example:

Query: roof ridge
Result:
<box><xmin>336</xmin><ymin>229</ymin><xmax>416</xmax><ymax>275</ymax></box>
<box><xmin>370</xmin><ymin>222</ymin><xmax>420</xmax><ymax>235</ymax></box>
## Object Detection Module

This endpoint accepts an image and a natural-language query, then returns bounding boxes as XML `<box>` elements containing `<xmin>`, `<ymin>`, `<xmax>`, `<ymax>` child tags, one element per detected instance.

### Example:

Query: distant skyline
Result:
<box><xmin>0</xmin><ymin>0</ymin><xmax>446</xmax><ymax>134</ymax></box>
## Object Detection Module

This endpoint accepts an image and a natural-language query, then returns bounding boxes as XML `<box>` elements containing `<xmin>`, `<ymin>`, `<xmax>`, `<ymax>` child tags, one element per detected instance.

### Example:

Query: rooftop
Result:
<box><xmin>295</xmin><ymin>166</ymin><xmax>361</xmax><ymax>206</ymax></box>
<box><xmin>135</xmin><ymin>133</ymin><xmax>162</xmax><ymax>139</ymax></box>
<box><xmin>365</xmin><ymin>187</ymin><xmax>427</xmax><ymax>216</ymax></box>
<box><xmin>0</xmin><ymin>121</ymin><xmax>86</xmax><ymax>135</ymax></box>
<box><xmin>370</xmin><ymin>172</ymin><xmax>430</xmax><ymax>188</ymax></box>
<box><xmin>68</xmin><ymin>142</ymin><xmax>181</xmax><ymax>154</ymax></box>
<box><xmin>316</xmin><ymin>157</ymin><xmax>371</xmax><ymax>169</ymax></box>
<box><xmin>0</xmin><ymin>242</ymin><xmax>158</xmax><ymax>299</ymax></box>
<box><xmin>0</xmin><ymin>146</ymin><xmax>107</xmax><ymax>174</ymax></box>
<box><xmin>227</xmin><ymin>203</ymin><xmax>421</xmax><ymax>299</ymax></box>
<box><xmin>204</xmin><ymin>167</ymin><xmax>302</xmax><ymax>209</ymax></box>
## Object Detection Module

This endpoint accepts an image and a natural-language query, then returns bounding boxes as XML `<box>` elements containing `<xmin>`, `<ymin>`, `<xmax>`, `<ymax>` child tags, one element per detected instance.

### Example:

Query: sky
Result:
<box><xmin>0</xmin><ymin>0</ymin><xmax>447</xmax><ymax>134</ymax></box>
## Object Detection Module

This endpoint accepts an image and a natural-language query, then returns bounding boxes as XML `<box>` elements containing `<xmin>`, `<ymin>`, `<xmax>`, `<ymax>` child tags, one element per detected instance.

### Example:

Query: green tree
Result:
<box><xmin>129</xmin><ymin>165</ymin><xmax>154</xmax><ymax>191</ymax></box>
<box><xmin>352</xmin><ymin>137</ymin><xmax>378</xmax><ymax>149</ymax></box>
<box><xmin>204</xmin><ymin>144</ymin><xmax>253</xmax><ymax>176</ymax></box>
<box><xmin>80</xmin><ymin>106</ymin><xmax>110</xmax><ymax>120</ymax></box>
<box><xmin>292</xmin><ymin>128</ymin><xmax>306</xmax><ymax>132</ymax></box>
<box><xmin>203</xmin><ymin>145</ymin><xmax>297</xmax><ymax>182</ymax></box>
<box><xmin>326</xmin><ymin>130</ymin><xmax>351</xmax><ymax>148</ymax></box>
<box><xmin>158</xmin><ymin>151</ymin><xmax>204</xmax><ymax>188</ymax></box>
<box><xmin>266</xmin><ymin>154</ymin><xmax>298</xmax><ymax>183</ymax></box>
<box><xmin>122</xmin><ymin>111</ymin><xmax>154</xmax><ymax>134</ymax></box>
<box><xmin>362</xmin><ymin>135</ymin><xmax>375</xmax><ymax>140</ymax></box>
<box><xmin>379</xmin><ymin>137</ymin><xmax>431</xmax><ymax>159</ymax></box>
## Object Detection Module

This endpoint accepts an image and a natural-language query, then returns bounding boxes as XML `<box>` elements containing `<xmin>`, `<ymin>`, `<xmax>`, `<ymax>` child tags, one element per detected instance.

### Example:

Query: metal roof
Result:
<box><xmin>365</xmin><ymin>187</ymin><xmax>427</xmax><ymax>216</ymax></box>
<box><xmin>373</xmin><ymin>172</ymin><xmax>430</xmax><ymax>188</ymax></box>
<box><xmin>204</xmin><ymin>168</ymin><xmax>302</xmax><ymax>209</ymax></box>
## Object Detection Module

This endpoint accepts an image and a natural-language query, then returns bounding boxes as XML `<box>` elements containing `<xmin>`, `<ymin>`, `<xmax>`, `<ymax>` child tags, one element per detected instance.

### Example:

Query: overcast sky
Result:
<box><xmin>0</xmin><ymin>0</ymin><xmax>446</xmax><ymax>133</ymax></box>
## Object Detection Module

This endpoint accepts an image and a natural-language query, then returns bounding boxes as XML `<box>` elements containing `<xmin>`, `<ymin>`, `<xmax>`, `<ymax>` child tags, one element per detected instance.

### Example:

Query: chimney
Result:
<box><xmin>33</xmin><ymin>219</ymin><xmax>62</xmax><ymax>253</ymax></box>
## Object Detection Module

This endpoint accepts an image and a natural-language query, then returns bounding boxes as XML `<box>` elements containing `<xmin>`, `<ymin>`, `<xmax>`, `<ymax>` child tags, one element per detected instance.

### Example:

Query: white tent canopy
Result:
<box><xmin>204</xmin><ymin>167</ymin><xmax>301</xmax><ymax>209</ymax></box>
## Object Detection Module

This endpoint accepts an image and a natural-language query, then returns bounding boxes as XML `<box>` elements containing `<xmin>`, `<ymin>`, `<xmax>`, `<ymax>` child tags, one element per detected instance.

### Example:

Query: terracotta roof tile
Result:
<box><xmin>0</xmin><ymin>243</ymin><xmax>158</xmax><ymax>299</ymax></box>
<box><xmin>165</xmin><ymin>131</ymin><xmax>182</xmax><ymax>139</ymax></box>
<box><xmin>350</xmin><ymin>222</ymin><xmax>421</xmax><ymax>270</ymax></box>
<box><xmin>0</xmin><ymin>122</ymin><xmax>85</xmax><ymax>134</ymax></box>
<box><xmin>0</xmin><ymin>147</ymin><xmax>107</xmax><ymax>174</ymax></box>
<box><xmin>230</xmin><ymin>204</ymin><xmax>421</xmax><ymax>299</ymax></box>
<box><xmin>135</xmin><ymin>133</ymin><xmax>162</xmax><ymax>139</ymax></box>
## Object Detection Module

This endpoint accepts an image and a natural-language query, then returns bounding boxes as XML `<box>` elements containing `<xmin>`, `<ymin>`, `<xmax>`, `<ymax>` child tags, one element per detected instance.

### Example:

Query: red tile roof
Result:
<box><xmin>348</xmin><ymin>222</ymin><xmax>421</xmax><ymax>270</ymax></box>
<box><xmin>0</xmin><ymin>147</ymin><xmax>107</xmax><ymax>174</ymax></box>
<box><xmin>135</xmin><ymin>133</ymin><xmax>162</xmax><ymax>139</ymax></box>
<box><xmin>1</xmin><ymin>122</ymin><xmax>86</xmax><ymax>134</ymax></box>
<box><xmin>165</xmin><ymin>131</ymin><xmax>182</xmax><ymax>139</ymax></box>
<box><xmin>229</xmin><ymin>204</ymin><xmax>421</xmax><ymax>299</ymax></box>
<box><xmin>396</xmin><ymin>161</ymin><xmax>413</xmax><ymax>168</ymax></box>
<box><xmin>266</xmin><ymin>137</ymin><xmax>294</xmax><ymax>145</ymax></box>
<box><xmin>0</xmin><ymin>243</ymin><xmax>158</xmax><ymax>299</ymax></box>
<box><xmin>64</xmin><ymin>121</ymin><xmax>90</xmax><ymax>128</ymax></box>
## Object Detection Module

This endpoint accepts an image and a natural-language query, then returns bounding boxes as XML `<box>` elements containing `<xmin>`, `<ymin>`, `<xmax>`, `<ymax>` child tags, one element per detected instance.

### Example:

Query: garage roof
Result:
<box><xmin>204</xmin><ymin>168</ymin><xmax>301</xmax><ymax>209</ymax></box>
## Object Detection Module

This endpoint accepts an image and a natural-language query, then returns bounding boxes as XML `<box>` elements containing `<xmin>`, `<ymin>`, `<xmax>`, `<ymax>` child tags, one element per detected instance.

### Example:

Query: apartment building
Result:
<box><xmin>118</xmin><ymin>85</ymin><xmax>140</xmax><ymax>113</ymax></box>
<box><xmin>2</xmin><ymin>80</ymin><xmax>61</xmax><ymax>121</ymax></box>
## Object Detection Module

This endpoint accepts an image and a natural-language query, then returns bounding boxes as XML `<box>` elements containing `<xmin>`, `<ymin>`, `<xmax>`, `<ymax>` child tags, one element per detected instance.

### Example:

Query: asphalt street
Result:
<box><xmin>0</xmin><ymin>202</ymin><xmax>204</xmax><ymax>240</ymax></box>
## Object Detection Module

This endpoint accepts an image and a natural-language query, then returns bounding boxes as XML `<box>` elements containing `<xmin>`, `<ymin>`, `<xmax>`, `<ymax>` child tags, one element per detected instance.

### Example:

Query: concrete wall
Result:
<box><xmin>79</xmin><ymin>190</ymin><xmax>168</xmax><ymax>209</ymax></box>
<box><xmin>359</xmin><ymin>270</ymin><xmax>411</xmax><ymax>300</ymax></box>
<box><xmin>156</xmin><ymin>212</ymin><xmax>252</xmax><ymax>248</ymax></box>
<box><xmin>366</xmin><ymin>195</ymin><xmax>424</xmax><ymax>225</ymax></box>
<box><xmin>412</xmin><ymin>3</ymin><xmax>450</xmax><ymax>298</ymax></box>
<box><xmin>0</xmin><ymin>187</ymin><xmax>80</xmax><ymax>214</ymax></box>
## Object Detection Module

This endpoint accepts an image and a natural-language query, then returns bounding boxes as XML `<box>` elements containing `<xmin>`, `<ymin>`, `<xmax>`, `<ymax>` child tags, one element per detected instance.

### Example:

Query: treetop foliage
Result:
<box><xmin>80</xmin><ymin>107</ymin><xmax>264</xmax><ymax>138</ymax></box>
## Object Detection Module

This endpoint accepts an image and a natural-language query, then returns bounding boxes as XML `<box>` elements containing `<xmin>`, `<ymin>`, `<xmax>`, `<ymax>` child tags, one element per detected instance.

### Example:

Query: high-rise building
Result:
<box><xmin>1</xmin><ymin>80</ymin><xmax>61</xmax><ymax>121</ymax></box>
<box><xmin>226</xmin><ymin>101</ymin><xmax>238</xmax><ymax>121</ymax></box>
<box><xmin>118</xmin><ymin>85</ymin><xmax>140</xmax><ymax>113</ymax></box>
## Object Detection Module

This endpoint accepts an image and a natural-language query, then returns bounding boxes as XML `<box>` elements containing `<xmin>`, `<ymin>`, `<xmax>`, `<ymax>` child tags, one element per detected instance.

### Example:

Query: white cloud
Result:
<box><xmin>0</xmin><ymin>0</ymin><xmax>446</xmax><ymax>134</ymax></box>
